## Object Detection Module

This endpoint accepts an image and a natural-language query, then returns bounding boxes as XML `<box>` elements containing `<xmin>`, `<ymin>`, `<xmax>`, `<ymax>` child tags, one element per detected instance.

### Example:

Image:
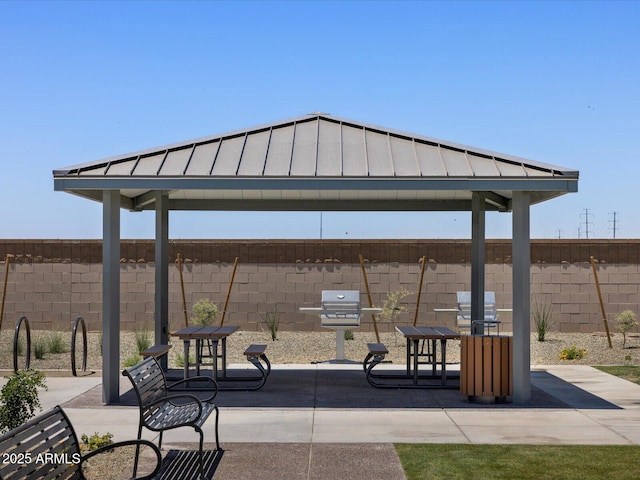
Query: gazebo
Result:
<box><xmin>53</xmin><ymin>113</ymin><xmax>579</xmax><ymax>404</ymax></box>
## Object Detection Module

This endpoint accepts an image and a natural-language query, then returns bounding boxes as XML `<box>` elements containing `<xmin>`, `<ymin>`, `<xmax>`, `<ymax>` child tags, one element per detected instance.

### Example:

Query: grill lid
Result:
<box><xmin>321</xmin><ymin>290</ymin><xmax>361</xmax><ymax>321</ymax></box>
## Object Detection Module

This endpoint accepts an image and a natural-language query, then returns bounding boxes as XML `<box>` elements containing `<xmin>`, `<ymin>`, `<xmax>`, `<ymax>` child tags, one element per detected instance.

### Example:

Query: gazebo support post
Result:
<box><xmin>102</xmin><ymin>190</ymin><xmax>120</xmax><ymax>404</ymax></box>
<box><xmin>512</xmin><ymin>191</ymin><xmax>531</xmax><ymax>404</ymax></box>
<box><xmin>471</xmin><ymin>192</ymin><xmax>486</xmax><ymax>336</ymax></box>
<box><xmin>155</xmin><ymin>192</ymin><xmax>170</xmax><ymax>370</ymax></box>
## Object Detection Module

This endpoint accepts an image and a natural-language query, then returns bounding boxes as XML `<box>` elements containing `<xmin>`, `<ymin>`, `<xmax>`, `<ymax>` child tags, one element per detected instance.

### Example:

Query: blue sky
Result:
<box><xmin>1</xmin><ymin>1</ymin><xmax>638</xmax><ymax>240</ymax></box>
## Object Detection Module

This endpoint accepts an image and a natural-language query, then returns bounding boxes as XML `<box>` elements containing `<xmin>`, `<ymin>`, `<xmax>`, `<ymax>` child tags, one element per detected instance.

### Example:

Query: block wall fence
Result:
<box><xmin>0</xmin><ymin>239</ymin><xmax>639</xmax><ymax>334</ymax></box>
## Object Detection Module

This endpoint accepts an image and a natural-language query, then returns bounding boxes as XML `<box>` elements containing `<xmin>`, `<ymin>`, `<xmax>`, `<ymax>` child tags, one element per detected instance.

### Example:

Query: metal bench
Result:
<box><xmin>0</xmin><ymin>405</ymin><xmax>161</xmax><ymax>480</ymax></box>
<box><xmin>140</xmin><ymin>343</ymin><xmax>172</xmax><ymax>358</ymax></box>
<box><xmin>122</xmin><ymin>356</ymin><xmax>220</xmax><ymax>479</ymax></box>
<box><xmin>362</xmin><ymin>342</ymin><xmax>389</xmax><ymax>387</ymax></box>
<box><xmin>243</xmin><ymin>343</ymin><xmax>271</xmax><ymax>389</ymax></box>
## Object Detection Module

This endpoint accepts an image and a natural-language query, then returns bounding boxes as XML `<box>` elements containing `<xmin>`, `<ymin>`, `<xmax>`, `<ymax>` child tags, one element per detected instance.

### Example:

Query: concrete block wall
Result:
<box><xmin>0</xmin><ymin>240</ymin><xmax>639</xmax><ymax>334</ymax></box>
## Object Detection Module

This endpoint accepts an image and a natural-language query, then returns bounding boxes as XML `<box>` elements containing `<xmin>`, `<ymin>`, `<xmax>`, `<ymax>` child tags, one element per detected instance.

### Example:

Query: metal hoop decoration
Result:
<box><xmin>13</xmin><ymin>315</ymin><xmax>31</xmax><ymax>372</ymax></box>
<box><xmin>71</xmin><ymin>315</ymin><xmax>88</xmax><ymax>376</ymax></box>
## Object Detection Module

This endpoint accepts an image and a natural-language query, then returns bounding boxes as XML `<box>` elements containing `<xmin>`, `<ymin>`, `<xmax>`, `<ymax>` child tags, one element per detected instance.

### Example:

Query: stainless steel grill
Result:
<box><xmin>320</xmin><ymin>290</ymin><xmax>361</xmax><ymax>327</ymax></box>
<box><xmin>299</xmin><ymin>290</ymin><xmax>381</xmax><ymax>361</ymax></box>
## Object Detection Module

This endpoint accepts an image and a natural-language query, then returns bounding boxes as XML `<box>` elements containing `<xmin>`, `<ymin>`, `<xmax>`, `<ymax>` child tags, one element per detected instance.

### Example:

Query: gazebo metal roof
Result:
<box><xmin>54</xmin><ymin>113</ymin><xmax>578</xmax><ymax>212</ymax></box>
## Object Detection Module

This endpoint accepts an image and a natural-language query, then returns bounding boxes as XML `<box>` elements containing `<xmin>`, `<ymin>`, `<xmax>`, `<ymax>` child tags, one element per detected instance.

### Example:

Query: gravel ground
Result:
<box><xmin>1</xmin><ymin>327</ymin><xmax>639</xmax><ymax>372</ymax></box>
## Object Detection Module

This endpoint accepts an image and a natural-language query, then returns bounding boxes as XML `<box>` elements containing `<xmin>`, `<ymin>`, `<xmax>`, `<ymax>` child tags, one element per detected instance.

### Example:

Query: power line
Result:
<box><xmin>609</xmin><ymin>211</ymin><xmax>619</xmax><ymax>239</ymax></box>
<box><xmin>580</xmin><ymin>208</ymin><xmax>594</xmax><ymax>239</ymax></box>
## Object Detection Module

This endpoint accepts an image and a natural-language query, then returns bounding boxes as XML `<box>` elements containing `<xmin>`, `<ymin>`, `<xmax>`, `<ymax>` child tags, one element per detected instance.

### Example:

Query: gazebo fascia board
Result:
<box><xmin>52</xmin><ymin>113</ymin><xmax>579</xmax><ymax>405</ymax></box>
<box><xmin>54</xmin><ymin>177</ymin><xmax>577</xmax><ymax>213</ymax></box>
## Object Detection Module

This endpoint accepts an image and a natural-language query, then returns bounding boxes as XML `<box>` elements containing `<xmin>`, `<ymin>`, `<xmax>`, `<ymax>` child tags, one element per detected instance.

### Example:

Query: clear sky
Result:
<box><xmin>1</xmin><ymin>1</ymin><xmax>638</xmax><ymax>240</ymax></box>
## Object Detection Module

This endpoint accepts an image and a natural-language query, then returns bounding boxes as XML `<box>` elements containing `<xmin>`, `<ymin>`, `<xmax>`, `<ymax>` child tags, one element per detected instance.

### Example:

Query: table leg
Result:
<box><xmin>440</xmin><ymin>339</ymin><xmax>447</xmax><ymax>386</ymax></box>
<box><xmin>221</xmin><ymin>337</ymin><xmax>227</xmax><ymax>379</ymax></box>
<box><xmin>406</xmin><ymin>337</ymin><xmax>411</xmax><ymax>377</ymax></box>
<box><xmin>195</xmin><ymin>339</ymin><xmax>201</xmax><ymax>376</ymax></box>
<box><xmin>413</xmin><ymin>339</ymin><xmax>419</xmax><ymax>385</ymax></box>
<box><xmin>211</xmin><ymin>340</ymin><xmax>219</xmax><ymax>382</ymax></box>
<box><xmin>183</xmin><ymin>339</ymin><xmax>190</xmax><ymax>380</ymax></box>
<box><xmin>431</xmin><ymin>339</ymin><xmax>437</xmax><ymax>376</ymax></box>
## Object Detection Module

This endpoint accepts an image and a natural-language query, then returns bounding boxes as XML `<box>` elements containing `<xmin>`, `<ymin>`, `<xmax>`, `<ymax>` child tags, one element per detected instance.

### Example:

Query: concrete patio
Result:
<box><xmin>3</xmin><ymin>363</ymin><xmax>638</xmax><ymax>479</ymax></box>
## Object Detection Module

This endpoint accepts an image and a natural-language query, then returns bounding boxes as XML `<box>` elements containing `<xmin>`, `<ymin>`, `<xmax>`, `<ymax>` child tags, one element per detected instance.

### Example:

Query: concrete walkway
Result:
<box><xmin>3</xmin><ymin>364</ymin><xmax>640</xmax><ymax>479</ymax></box>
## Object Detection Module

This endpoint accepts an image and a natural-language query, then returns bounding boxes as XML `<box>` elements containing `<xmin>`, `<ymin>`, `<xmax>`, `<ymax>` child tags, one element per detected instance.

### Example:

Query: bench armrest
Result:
<box><xmin>167</xmin><ymin>376</ymin><xmax>218</xmax><ymax>402</ymax></box>
<box><xmin>81</xmin><ymin>439</ymin><xmax>162</xmax><ymax>480</ymax></box>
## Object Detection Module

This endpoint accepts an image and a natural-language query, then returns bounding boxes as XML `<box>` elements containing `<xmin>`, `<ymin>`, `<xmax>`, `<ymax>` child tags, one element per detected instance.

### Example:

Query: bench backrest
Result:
<box><xmin>0</xmin><ymin>405</ymin><xmax>82</xmax><ymax>480</ymax></box>
<box><xmin>123</xmin><ymin>356</ymin><xmax>168</xmax><ymax>421</ymax></box>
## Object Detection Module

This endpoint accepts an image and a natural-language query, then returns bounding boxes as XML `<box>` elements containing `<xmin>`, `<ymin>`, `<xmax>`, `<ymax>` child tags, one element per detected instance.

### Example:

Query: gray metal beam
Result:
<box><xmin>102</xmin><ymin>190</ymin><xmax>120</xmax><ymax>404</ymax></box>
<box><xmin>54</xmin><ymin>176</ymin><xmax>579</xmax><ymax>193</ymax></box>
<box><xmin>167</xmin><ymin>199</ymin><xmax>481</xmax><ymax>212</ymax></box>
<box><xmin>512</xmin><ymin>191</ymin><xmax>531</xmax><ymax>404</ymax></box>
<box><xmin>471</xmin><ymin>192</ymin><xmax>486</xmax><ymax>336</ymax></box>
<box><xmin>155</xmin><ymin>192</ymin><xmax>170</xmax><ymax>370</ymax></box>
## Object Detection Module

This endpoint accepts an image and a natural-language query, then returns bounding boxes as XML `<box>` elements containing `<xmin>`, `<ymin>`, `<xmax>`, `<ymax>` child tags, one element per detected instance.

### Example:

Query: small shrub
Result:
<box><xmin>615</xmin><ymin>310</ymin><xmax>638</xmax><ymax>347</ymax></box>
<box><xmin>559</xmin><ymin>345</ymin><xmax>587</xmax><ymax>360</ymax></box>
<box><xmin>174</xmin><ymin>351</ymin><xmax>196</xmax><ymax>368</ymax></box>
<box><xmin>122</xmin><ymin>354</ymin><xmax>142</xmax><ymax>368</ymax></box>
<box><xmin>191</xmin><ymin>299</ymin><xmax>218</xmax><ymax>326</ymax></box>
<box><xmin>532</xmin><ymin>297</ymin><xmax>555</xmax><ymax>342</ymax></box>
<box><xmin>378</xmin><ymin>289</ymin><xmax>412</xmax><ymax>324</ymax></box>
<box><xmin>134</xmin><ymin>329</ymin><xmax>152</xmax><ymax>354</ymax></box>
<box><xmin>46</xmin><ymin>330</ymin><xmax>68</xmax><ymax>354</ymax></box>
<box><xmin>259</xmin><ymin>304</ymin><xmax>280</xmax><ymax>341</ymax></box>
<box><xmin>81</xmin><ymin>432</ymin><xmax>113</xmax><ymax>452</ymax></box>
<box><xmin>344</xmin><ymin>329</ymin><xmax>354</xmax><ymax>341</ymax></box>
<box><xmin>625</xmin><ymin>353</ymin><xmax>632</xmax><ymax>362</ymax></box>
<box><xmin>0</xmin><ymin>370</ymin><xmax>48</xmax><ymax>433</ymax></box>
<box><xmin>33</xmin><ymin>337</ymin><xmax>47</xmax><ymax>360</ymax></box>
<box><xmin>14</xmin><ymin>337</ymin><xmax>25</xmax><ymax>356</ymax></box>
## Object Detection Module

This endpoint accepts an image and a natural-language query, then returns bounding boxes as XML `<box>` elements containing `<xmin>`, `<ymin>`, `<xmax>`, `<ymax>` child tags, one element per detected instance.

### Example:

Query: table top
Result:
<box><xmin>171</xmin><ymin>325</ymin><xmax>239</xmax><ymax>339</ymax></box>
<box><xmin>395</xmin><ymin>325</ymin><xmax>461</xmax><ymax>340</ymax></box>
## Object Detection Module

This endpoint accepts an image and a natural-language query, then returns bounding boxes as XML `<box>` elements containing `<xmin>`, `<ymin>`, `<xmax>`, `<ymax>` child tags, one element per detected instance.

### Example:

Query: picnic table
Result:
<box><xmin>171</xmin><ymin>325</ymin><xmax>271</xmax><ymax>391</ymax></box>
<box><xmin>396</xmin><ymin>325</ymin><xmax>461</xmax><ymax>387</ymax></box>
<box><xmin>363</xmin><ymin>325</ymin><xmax>461</xmax><ymax>389</ymax></box>
<box><xmin>171</xmin><ymin>325</ymin><xmax>239</xmax><ymax>382</ymax></box>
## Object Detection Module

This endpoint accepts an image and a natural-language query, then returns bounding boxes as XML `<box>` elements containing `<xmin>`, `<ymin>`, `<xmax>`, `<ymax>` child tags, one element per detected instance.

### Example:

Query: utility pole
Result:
<box><xmin>580</xmin><ymin>208</ymin><xmax>594</xmax><ymax>239</ymax></box>
<box><xmin>609</xmin><ymin>211</ymin><xmax>619</xmax><ymax>239</ymax></box>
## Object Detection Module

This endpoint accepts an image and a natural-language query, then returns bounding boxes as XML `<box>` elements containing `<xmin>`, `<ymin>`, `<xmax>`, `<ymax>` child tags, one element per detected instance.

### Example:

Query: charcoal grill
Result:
<box><xmin>299</xmin><ymin>290</ymin><xmax>381</xmax><ymax>361</ymax></box>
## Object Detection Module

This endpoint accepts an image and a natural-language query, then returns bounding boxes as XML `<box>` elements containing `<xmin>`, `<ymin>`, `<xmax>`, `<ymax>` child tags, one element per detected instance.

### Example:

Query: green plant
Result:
<box><xmin>46</xmin><ymin>330</ymin><xmax>68</xmax><ymax>354</ymax></box>
<box><xmin>344</xmin><ymin>329</ymin><xmax>354</xmax><ymax>341</ymax></box>
<box><xmin>378</xmin><ymin>289</ymin><xmax>412</xmax><ymax>324</ymax></box>
<box><xmin>532</xmin><ymin>297</ymin><xmax>555</xmax><ymax>342</ymax></box>
<box><xmin>615</xmin><ymin>310</ymin><xmax>638</xmax><ymax>347</ymax></box>
<box><xmin>559</xmin><ymin>345</ymin><xmax>587</xmax><ymax>360</ymax></box>
<box><xmin>33</xmin><ymin>336</ymin><xmax>47</xmax><ymax>360</ymax></box>
<box><xmin>80</xmin><ymin>432</ymin><xmax>114</xmax><ymax>452</ymax></box>
<box><xmin>625</xmin><ymin>354</ymin><xmax>632</xmax><ymax>362</ymax></box>
<box><xmin>191</xmin><ymin>298</ymin><xmax>218</xmax><ymax>326</ymax></box>
<box><xmin>377</xmin><ymin>289</ymin><xmax>412</xmax><ymax>346</ymax></box>
<box><xmin>174</xmin><ymin>351</ymin><xmax>196</xmax><ymax>368</ymax></box>
<box><xmin>259</xmin><ymin>304</ymin><xmax>280</xmax><ymax>341</ymax></box>
<box><xmin>0</xmin><ymin>370</ymin><xmax>47</xmax><ymax>433</ymax></box>
<box><xmin>134</xmin><ymin>328</ymin><xmax>152</xmax><ymax>354</ymax></box>
<box><xmin>15</xmin><ymin>337</ymin><xmax>24</xmax><ymax>356</ymax></box>
<box><xmin>122</xmin><ymin>354</ymin><xmax>142</xmax><ymax>368</ymax></box>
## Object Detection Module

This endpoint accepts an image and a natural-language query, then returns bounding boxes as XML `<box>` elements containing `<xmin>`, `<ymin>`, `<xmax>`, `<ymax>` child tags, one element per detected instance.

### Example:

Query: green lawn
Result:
<box><xmin>395</xmin><ymin>444</ymin><xmax>640</xmax><ymax>480</ymax></box>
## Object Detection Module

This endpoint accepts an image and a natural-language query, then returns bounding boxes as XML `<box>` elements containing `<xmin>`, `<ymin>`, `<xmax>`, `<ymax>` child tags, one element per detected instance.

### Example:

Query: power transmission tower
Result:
<box><xmin>609</xmin><ymin>211</ymin><xmax>619</xmax><ymax>239</ymax></box>
<box><xmin>580</xmin><ymin>208</ymin><xmax>594</xmax><ymax>239</ymax></box>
